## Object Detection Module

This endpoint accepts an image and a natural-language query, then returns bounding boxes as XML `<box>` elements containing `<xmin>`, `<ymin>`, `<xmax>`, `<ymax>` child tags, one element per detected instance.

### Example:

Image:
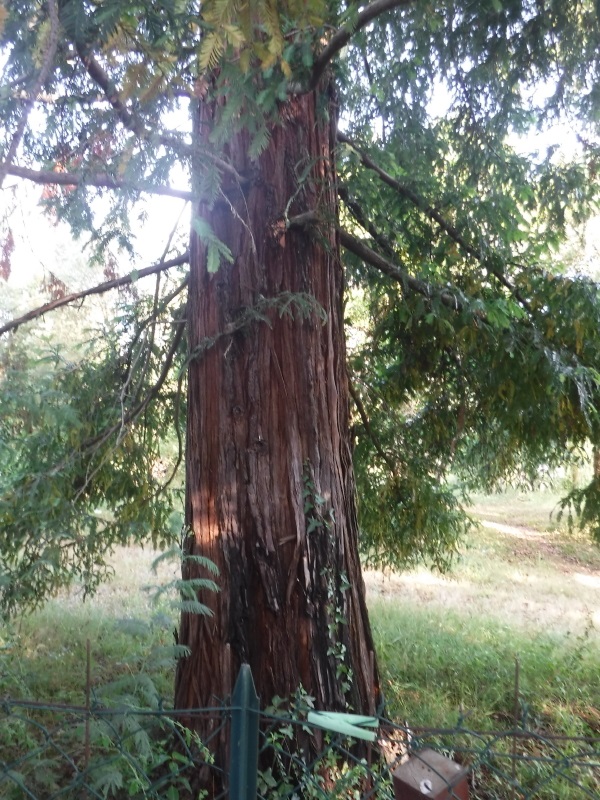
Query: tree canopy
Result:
<box><xmin>1</xmin><ymin>0</ymin><xmax>600</xmax><ymax>617</ymax></box>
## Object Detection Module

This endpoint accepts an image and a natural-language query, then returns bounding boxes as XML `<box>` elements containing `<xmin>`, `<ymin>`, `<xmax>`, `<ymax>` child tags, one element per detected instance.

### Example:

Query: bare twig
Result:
<box><xmin>120</xmin><ymin>203</ymin><xmax>189</xmax><ymax>410</ymax></box>
<box><xmin>0</xmin><ymin>252</ymin><xmax>189</xmax><ymax>337</ymax></box>
<box><xmin>158</xmin><ymin>367</ymin><xmax>186</xmax><ymax>494</ymax></box>
<box><xmin>111</xmin><ymin>274</ymin><xmax>189</xmax><ymax>391</ymax></box>
<box><xmin>71</xmin><ymin>315</ymin><xmax>186</xmax><ymax>502</ymax></box>
<box><xmin>71</xmin><ymin>313</ymin><xmax>187</xmax><ymax>494</ymax></box>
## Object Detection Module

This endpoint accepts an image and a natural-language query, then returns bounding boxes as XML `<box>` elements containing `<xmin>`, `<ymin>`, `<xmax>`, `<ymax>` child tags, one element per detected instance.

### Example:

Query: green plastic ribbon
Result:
<box><xmin>307</xmin><ymin>711</ymin><xmax>379</xmax><ymax>742</ymax></box>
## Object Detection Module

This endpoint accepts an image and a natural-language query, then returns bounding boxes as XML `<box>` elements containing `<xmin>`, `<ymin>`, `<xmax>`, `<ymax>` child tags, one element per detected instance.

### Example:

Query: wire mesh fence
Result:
<box><xmin>1</xmin><ymin>669</ymin><xmax>599</xmax><ymax>799</ymax></box>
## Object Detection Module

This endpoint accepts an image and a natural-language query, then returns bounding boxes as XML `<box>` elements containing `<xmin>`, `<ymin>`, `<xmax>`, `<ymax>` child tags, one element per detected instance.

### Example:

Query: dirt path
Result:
<box><xmin>364</xmin><ymin>519</ymin><xmax>600</xmax><ymax>641</ymax></box>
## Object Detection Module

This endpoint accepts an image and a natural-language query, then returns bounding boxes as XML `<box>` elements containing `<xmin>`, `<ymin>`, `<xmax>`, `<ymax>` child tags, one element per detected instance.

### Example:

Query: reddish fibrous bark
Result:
<box><xmin>174</xmin><ymin>84</ymin><xmax>378</xmax><ymax>731</ymax></box>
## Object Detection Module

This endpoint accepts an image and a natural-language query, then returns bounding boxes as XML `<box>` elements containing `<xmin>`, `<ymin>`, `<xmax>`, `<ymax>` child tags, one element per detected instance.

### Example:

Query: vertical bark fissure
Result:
<box><xmin>175</xmin><ymin>84</ymin><xmax>378</xmax><ymax>733</ymax></box>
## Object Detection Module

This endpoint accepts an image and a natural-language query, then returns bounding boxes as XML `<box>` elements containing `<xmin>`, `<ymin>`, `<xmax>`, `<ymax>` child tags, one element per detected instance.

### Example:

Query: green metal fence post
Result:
<box><xmin>229</xmin><ymin>663</ymin><xmax>260</xmax><ymax>800</ymax></box>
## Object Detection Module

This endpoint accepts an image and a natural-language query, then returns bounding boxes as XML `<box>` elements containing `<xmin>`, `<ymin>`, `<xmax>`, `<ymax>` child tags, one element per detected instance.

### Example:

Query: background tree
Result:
<box><xmin>2</xmin><ymin>0</ymin><xmax>600</xmax><ymax>756</ymax></box>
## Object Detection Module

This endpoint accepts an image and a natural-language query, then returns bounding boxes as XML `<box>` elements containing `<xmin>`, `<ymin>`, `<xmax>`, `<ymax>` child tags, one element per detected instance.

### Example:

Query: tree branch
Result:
<box><xmin>66</xmin><ymin>310</ymin><xmax>188</xmax><ymax>499</ymax></box>
<box><xmin>339</xmin><ymin>228</ymin><xmax>465</xmax><ymax>310</ymax></box>
<box><xmin>75</xmin><ymin>42</ymin><xmax>140</xmax><ymax>133</ymax></box>
<box><xmin>72</xmin><ymin>47</ymin><xmax>245</xmax><ymax>183</ymax></box>
<box><xmin>338</xmin><ymin>131</ymin><xmax>480</xmax><ymax>257</ymax></box>
<box><xmin>289</xmin><ymin>205</ymin><xmax>469</xmax><ymax>310</ymax></box>
<box><xmin>4</xmin><ymin>164</ymin><xmax>194</xmax><ymax>202</ymax></box>
<box><xmin>0</xmin><ymin>0</ymin><xmax>60</xmax><ymax>189</ymax></box>
<box><xmin>349</xmin><ymin>380</ymin><xmax>397</xmax><ymax>474</ymax></box>
<box><xmin>0</xmin><ymin>252</ymin><xmax>189</xmax><ymax>337</ymax></box>
<box><xmin>74</xmin><ymin>42</ymin><xmax>193</xmax><ymax>157</ymax></box>
<box><xmin>338</xmin><ymin>185</ymin><xmax>395</xmax><ymax>258</ymax></box>
<box><xmin>306</xmin><ymin>0</ymin><xmax>417</xmax><ymax>91</ymax></box>
<box><xmin>290</xmin><ymin>206</ymin><xmax>478</xmax><ymax>316</ymax></box>
<box><xmin>286</xmin><ymin>210</ymin><xmax>320</xmax><ymax>229</ymax></box>
<box><xmin>338</xmin><ymin>131</ymin><xmax>532</xmax><ymax>311</ymax></box>
<box><xmin>98</xmin><ymin>316</ymin><xmax>186</xmax><ymax>447</ymax></box>
<box><xmin>159</xmin><ymin>367</ymin><xmax>185</xmax><ymax>494</ymax></box>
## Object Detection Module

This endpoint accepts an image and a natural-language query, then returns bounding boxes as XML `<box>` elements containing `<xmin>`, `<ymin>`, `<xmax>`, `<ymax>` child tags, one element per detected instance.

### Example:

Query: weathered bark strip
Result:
<box><xmin>175</xmin><ymin>85</ymin><xmax>378</xmax><ymax>724</ymax></box>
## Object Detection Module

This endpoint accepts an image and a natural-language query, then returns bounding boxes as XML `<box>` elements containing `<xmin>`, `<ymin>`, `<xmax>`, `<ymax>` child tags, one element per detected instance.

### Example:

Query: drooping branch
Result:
<box><xmin>74</xmin><ymin>42</ymin><xmax>192</xmax><ymax>158</ymax></box>
<box><xmin>341</xmin><ymin>225</ymin><xmax>587</xmax><ymax>406</ymax></box>
<box><xmin>278</xmin><ymin>210</ymin><xmax>479</xmax><ymax>314</ymax></box>
<box><xmin>289</xmin><ymin>206</ymin><xmax>467</xmax><ymax>309</ymax></box>
<box><xmin>338</xmin><ymin>185</ymin><xmax>395</xmax><ymax>258</ymax></box>
<box><xmin>0</xmin><ymin>252</ymin><xmax>189</xmax><ymax>337</ymax></box>
<box><xmin>349</xmin><ymin>380</ymin><xmax>397</xmax><ymax>473</ymax></box>
<box><xmin>75</xmin><ymin>42</ymin><xmax>141</xmax><ymax>133</ymax></box>
<box><xmin>339</xmin><ymin>228</ymin><xmax>465</xmax><ymax>310</ymax></box>
<box><xmin>305</xmin><ymin>0</ymin><xmax>418</xmax><ymax>91</ymax></box>
<box><xmin>72</xmin><ymin>42</ymin><xmax>249</xmax><ymax>185</ymax></box>
<box><xmin>338</xmin><ymin>131</ymin><xmax>480</xmax><ymax>256</ymax></box>
<box><xmin>338</xmin><ymin>132</ymin><xmax>532</xmax><ymax>311</ymax></box>
<box><xmin>68</xmin><ymin>309</ymin><xmax>187</xmax><ymax>498</ymax></box>
<box><xmin>0</xmin><ymin>0</ymin><xmax>60</xmax><ymax>189</ymax></box>
<box><xmin>4</xmin><ymin>164</ymin><xmax>194</xmax><ymax>202</ymax></box>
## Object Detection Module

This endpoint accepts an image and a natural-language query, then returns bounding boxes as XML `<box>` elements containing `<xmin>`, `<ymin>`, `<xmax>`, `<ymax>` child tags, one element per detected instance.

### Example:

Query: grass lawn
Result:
<box><xmin>1</xmin><ymin>489</ymin><xmax>598</xmax><ymax>714</ymax></box>
<box><xmin>371</xmin><ymin>488</ymin><xmax>599</xmax><ymax>728</ymax></box>
<box><xmin>0</xmin><ymin>488</ymin><xmax>598</xmax><ymax>797</ymax></box>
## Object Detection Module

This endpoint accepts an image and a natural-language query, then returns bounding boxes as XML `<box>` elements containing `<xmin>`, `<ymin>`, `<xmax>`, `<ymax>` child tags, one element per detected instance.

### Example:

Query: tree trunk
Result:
<box><xmin>174</xmin><ymin>82</ymin><xmax>378</xmax><ymax>733</ymax></box>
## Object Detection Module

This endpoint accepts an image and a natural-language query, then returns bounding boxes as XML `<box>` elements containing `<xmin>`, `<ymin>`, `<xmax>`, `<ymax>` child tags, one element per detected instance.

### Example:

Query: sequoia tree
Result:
<box><xmin>2</xmin><ymin>0</ymin><xmax>600</xmax><ymax>744</ymax></box>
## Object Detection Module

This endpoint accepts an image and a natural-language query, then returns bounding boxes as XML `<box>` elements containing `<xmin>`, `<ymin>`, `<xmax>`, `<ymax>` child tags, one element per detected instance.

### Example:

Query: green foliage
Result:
<box><xmin>198</xmin><ymin>0</ymin><xmax>325</xmax><ymax>75</ymax></box>
<box><xmin>375</xmin><ymin>603</ymin><xmax>600</xmax><ymax>799</ymax></box>
<box><xmin>3</xmin><ymin>0</ymin><xmax>600</xmax><ymax>604</ymax></box>
<box><xmin>192</xmin><ymin>216</ymin><xmax>234</xmax><ymax>273</ymax></box>
<box><xmin>558</xmin><ymin>477</ymin><xmax>600</xmax><ymax>540</ymax></box>
<box><xmin>0</xmin><ymin>701</ymin><xmax>213</xmax><ymax>799</ymax></box>
<box><xmin>0</xmin><ymin>280</ymin><xmax>188</xmax><ymax>617</ymax></box>
<box><xmin>2</xmin><ymin>520</ymin><xmax>597</xmax><ymax>798</ymax></box>
<box><xmin>346</xmin><ymin>244</ymin><xmax>600</xmax><ymax>566</ymax></box>
<box><xmin>150</xmin><ymin>547</ymin><xmax>220</xmax><ymax>618</ymax></box>
<box><xmin>0</xmin><ymin>543</ymin><xmax>219</xmax><ymax>798</ymax></box>
<box><xmin>338</xmin><ymin>0</ymin><xmax>600</xmax><ymax>564</ymax></box>
<box><xmin>374</xmin><ymin>601</ymin><xmax>600</xmax><ymax>738</ymax></box>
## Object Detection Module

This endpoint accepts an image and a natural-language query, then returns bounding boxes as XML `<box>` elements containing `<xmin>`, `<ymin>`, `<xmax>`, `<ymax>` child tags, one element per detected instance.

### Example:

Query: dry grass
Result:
<box><xmin>366</xmin><ymin>489</ymin><xmax>600</xmax><ymax>641</ymax></box>
<box><xmin>1</xmin><ymin>488</ymin><xmax>598</xmax><ymax>709</ymax></box>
